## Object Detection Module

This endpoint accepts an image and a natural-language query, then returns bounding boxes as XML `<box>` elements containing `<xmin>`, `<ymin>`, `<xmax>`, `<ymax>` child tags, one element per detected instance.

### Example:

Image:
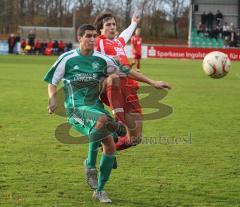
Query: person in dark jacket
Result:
<box><xmin>8</xmin><ymin>33</ymin><xmax>16</xmax><ymax>54</ymax></box>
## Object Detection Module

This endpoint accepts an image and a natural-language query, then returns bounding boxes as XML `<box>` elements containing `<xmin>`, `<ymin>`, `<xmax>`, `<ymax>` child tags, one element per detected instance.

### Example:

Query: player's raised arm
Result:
<box><xmin>119</xmin><ymin>13</ymin><xmax>140</xmax><ymax>44</ymax></box>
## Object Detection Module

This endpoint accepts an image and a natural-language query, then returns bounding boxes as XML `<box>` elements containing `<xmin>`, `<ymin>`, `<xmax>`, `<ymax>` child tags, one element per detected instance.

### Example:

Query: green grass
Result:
<box><xmin>0</xmin><ymin>55</ymin><xmax>240</xmax><ymax>207</ymax></box>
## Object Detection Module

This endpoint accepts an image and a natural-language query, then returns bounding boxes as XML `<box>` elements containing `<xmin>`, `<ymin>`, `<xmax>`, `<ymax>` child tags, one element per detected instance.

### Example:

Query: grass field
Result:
<box><xmin>0</xmin><ymin>55</ymin><xmax>240</xmax><ymax>207</ymax></box>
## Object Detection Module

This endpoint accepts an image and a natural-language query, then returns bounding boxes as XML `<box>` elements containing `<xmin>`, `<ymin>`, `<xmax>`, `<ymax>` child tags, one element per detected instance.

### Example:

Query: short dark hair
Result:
<box><xmin>77</xmin><ymin>24</ymin><xmax>96</xmax><ymax>37</ymax></box>
<box><xmin>94</xmin><ymin>12</ymin><xmax>117</xmax><ymax>34</ymax></box>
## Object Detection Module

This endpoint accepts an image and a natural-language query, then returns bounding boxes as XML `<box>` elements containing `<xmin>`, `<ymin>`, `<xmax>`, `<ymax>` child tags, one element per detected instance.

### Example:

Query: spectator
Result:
<box><xmin>8</xmin><ymin>33</ymin><xmax>16</xmax><ymax>54</ymax></box>
<box><xmin>34</xmin><ymin>39</ymin><xmax>41</xmax><ymax>55</ymax></box>
<box><xmin>204</xmin><ymin>27</ymin><xmax>210</xmax><ymax>38</ymax></box>
<box><xmin>53</xmin><ymin>40</ymin><xmax>59</xmax><ymax>55</ymax></box>
<box><xmin>209</xmin><ymin>26</ymin><xmax>218</xmax><ymax>39</ymax></box>
<box><xmin>45</xmin><ymin>47</ymin><xmax>52</xmax><ymax>56</ymax></box>
<box><xmin>222</xmin><ymin>22</ymin><xmax>230</xmax><ymax>39</ymax></box>
<box><xmin>201</xmin><ymin>11</ymin><xmax>207</xmax><ymax>26</ymax></box>
<box><xmin>15</xmin><ymin>34</ymin><xmax>21</xmax><ymax>44</ymax></box>
<box><xmin>207</xmin><ymin>11</ymin><xmax>214</xmax><ymax>29</ymax></box>
<box><xmin>223</xmin><ymin>35</ymin><xmax>230</xmax><ymax>48</ymax></box>
<box><xmin>45</xmin><ymin>40</ymin><xmax>53</xmax><ymax>56</ymax></box>
<box><xmin>208</xmin><ymin>25</ymin><xmax>221</xmax><ymax>39</ymax></box>
<box><xmin>25</xmin><ymin>44</ymin><xmax>32</xmax><ymax>54</ymax></box>
<box><xmin>216</xmin><ymin>25</ymin><xmax>222</xmax><ymax>38</ymax></box>
<box><xmin>28</xmin><ymin>30</ymin><xmax>36</xmax><ymax>54</ymax></box>
<box><xmin>21</xmin><ymin>39</ymin><xmax>27</xmax><ymax>52</ymax></box>
<box><xmin>230</xmin><ymin>22</ymin><xmax>235</xmax><ymax>32</ymax></box>
<box><xmin>218</xmin><ymin>25</ymin><xmax>223</xmax><ymax>38</ymax></box>
<box><xmin>197</xmin><ymin>22</ymin><xmax>205</xmax><ymax>34</ymax></box>
<box><xmin>58</xmin><ymin>40</ymin><xmax>65</xmax><ymax>54</ymax></box>
<box><xmin>47</xmin><ymin>39</ymin><xmax>54</xmax><ymax>49</ymax></box>
<box><xmin>237</xmin><ymin>31</ymin><xmax>240</xmax><ymax>47</ymax></box>
<box><xmin>66</xmin><ymin>42</ymin><xmax>73</xmax><ymax>51</ymax></box>
<box><xmin>216</xmin><ymin>10</ymin><xmax>223</xmax><ymax>26</ymax></box>
<box><xmin>229</xmin><ymin>31</ymin><xmax>237</xmax><ymax>47</ymax></box>
<box><xmin>40</xmin><ymin>42</ymin><xmax>47</xmax><ymax>55</ymax></box>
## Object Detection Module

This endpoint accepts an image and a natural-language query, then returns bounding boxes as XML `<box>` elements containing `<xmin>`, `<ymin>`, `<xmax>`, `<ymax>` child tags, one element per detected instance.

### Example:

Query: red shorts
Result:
<box><xmin>132</xmin><ymin>53</ymin><xmax>141</xmax><ymax>60</ymax></box>
<box><xmin>100</xmin><ymin>78</ymin><xmax>142</xmax><ymax>114</ymax></box>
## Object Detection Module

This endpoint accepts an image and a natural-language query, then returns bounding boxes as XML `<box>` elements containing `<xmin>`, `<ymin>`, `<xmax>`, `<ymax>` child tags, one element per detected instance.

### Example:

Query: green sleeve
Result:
<box><xmin>106</xmin><ymin>56</ymin><xmax>130</xmax><ymax>76</ymax></box>
<box><xmin>119</xmin><ymin>65</ymin><xmax>130</xmax><ymax>75</ymax></box>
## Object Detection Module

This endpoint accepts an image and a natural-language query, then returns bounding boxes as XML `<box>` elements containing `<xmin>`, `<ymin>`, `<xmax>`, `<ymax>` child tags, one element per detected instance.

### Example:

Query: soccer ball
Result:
<box><xmin>202</xmin><ymin>51</ymin><xmax>231</xmax><ymax>79</ymax></box>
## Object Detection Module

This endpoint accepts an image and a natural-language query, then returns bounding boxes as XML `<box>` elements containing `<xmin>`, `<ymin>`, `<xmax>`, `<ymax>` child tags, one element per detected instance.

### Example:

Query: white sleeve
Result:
<box><xmin>44</xmin><ymin>52</ymin><xmax>75</xmax><ymax>85</ymax></box>
<box><xmin>93</xmin><ymin>51</ymin><xmax>130</xmax><ymax>76</ymax></box>
<box><xmin>106</xmin><ymin>57</ymin><xmax>129</xmax><ymax>77</ymax></box>
<box><xmin>51</xmin><ymin>60</ymin><xmax>66</xmax><ymax>85</ymax></box>
<box><xmin>44</xmin><ymin>57</ymin><xmax>66</xmax><ymax>86</ymax></box>
<box><xmin>106</xmin><ymin>57</ymin><xmax>120</xmax><ymax>74</ymax></box>
<box><xmin>119</xmin><ymin>22</ymin><xmax>137</xmax><ymax>44</ymax></box>
<box><xmin>98</xmin><ymin>39</ymin><xmax>106</xmax><ymax>55</ymax></box>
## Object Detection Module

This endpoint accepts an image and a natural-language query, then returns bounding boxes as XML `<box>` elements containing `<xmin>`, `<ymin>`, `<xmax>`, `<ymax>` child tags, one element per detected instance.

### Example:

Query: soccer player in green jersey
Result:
<box><xmin>44</xmin><ymin>24</ymin><xmax>171</xmax><ymax>203</ymax></box>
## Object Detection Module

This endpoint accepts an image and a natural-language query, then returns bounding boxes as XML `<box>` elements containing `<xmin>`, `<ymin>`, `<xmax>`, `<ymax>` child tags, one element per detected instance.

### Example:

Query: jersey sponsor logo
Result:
<box><xmin>114</xmin><ymin>47</ymin><xmax>125</xmax><ymax>56</ymax></box>
<box><xmin>73</xmin><ymin>73</ymin><xmax>98</xmax><ymax>81</ymax></box>
<box><xmin>92</xmin><ymin>62</ymin><xmax>101</xmax><ymax>71</ymax></box>
<box><xmin>115</xmin><ymin>40</ymin><xmax>123</xmax><ymax>47</ymax></box>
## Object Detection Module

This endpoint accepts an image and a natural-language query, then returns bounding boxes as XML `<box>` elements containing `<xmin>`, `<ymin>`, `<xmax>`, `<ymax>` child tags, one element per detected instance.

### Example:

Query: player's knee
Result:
<box><xmin>95</xmin><ymin>115</ymin><xmax>109</xmax><ymax>129</ymax></box>
<box><xmin>96</xmin><ymin>115</ymin><xmax>116</xmax><ymax>132</ymax></box>
<box><xmin>107</xmin><ymin>73</ymin><xmax>120</xmax><ymax>86</ymax></box>
<box><xmin>102</xmin><ymin>136</ymin><xmax>116</xmax><ymax>154</ymax></box>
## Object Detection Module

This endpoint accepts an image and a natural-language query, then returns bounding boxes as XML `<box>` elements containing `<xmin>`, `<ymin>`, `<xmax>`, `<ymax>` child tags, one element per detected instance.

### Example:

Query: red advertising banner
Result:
<box><xmin>147</xmin><ymin>46</ymin><xmax>240</xmax><ymax>61</ymax></box>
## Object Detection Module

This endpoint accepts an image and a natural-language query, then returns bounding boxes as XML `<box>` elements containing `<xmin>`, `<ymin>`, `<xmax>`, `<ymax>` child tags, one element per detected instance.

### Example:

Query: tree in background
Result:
<box><xmin>163</xmin><ymin>0</ymin><xmax>186</xmax><ymax>39</ymax></box>
<box><xmin>0</xmin><ymin>0</ymin><xmax>189</xmax><ymax>43</ymax></box>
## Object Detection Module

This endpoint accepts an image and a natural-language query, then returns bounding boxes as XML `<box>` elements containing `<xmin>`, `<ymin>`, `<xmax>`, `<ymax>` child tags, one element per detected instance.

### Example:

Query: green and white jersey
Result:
<box><xmin>44</xmin><ymin>48</ymin><xmax>130</xmax><ymax>114</ymax></box>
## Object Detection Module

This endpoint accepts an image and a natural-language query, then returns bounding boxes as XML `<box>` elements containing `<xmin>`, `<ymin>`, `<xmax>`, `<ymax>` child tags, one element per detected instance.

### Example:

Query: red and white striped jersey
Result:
<box><xmin>96</xmin><ymin>35</ymin><xmax>130</xmax><ymax>66</ymax></box>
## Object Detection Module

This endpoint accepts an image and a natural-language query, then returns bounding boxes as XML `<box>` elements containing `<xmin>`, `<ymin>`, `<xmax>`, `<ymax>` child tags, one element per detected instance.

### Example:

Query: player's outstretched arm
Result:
<box><xmin>106</xmin><ymin>58</ymin><xmax>171</xmax><ymax>89</ymax></box>
<box><xmin>48</xmin><ymin>84</ymin><xmax>58</xmax><ymax>114</ymax></box>
<box><xmin>119</xmin><ymin>14</ymin><xmax>140</xmax><ymax>43</ymax></box>
<box><xmin>128</xmin><ymin>69</ymin><xmax>171</xmax><ymax>90</ymax></box>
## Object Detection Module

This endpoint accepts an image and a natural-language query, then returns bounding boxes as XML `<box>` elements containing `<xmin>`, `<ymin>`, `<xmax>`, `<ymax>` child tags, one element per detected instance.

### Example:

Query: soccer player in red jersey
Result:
<box><xmin>95</xmin><ymin>13</ymin><xmax>171</xmax><ymax>151</ymax></box>
<box><xmin>131</xmin><ymin>28</ymin><xmax>142</xmax><ymax>72</ymax></box>
<box><xmin>94</xmin><ymin>12</ymin><xmax>143</xmax><ymax>150</ymax></box>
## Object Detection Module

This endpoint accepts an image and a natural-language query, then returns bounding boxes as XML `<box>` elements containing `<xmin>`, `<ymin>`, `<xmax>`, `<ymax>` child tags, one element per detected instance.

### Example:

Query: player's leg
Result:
<box><xmin>101</xmin><ymin>75</ymin><xmax>142</xmax><ymax>151</ymax></box>
<box><xmin>115</xmin><ymin>86</ymin><xmax>142</xmax><ymax>150</ymax></box>
<box><xmin>136</xmin><ymin>58</ymin><xmax>140</xmax><ymax>72</ymax></box>
<box><xmin>116</xmin><ymin>113</ymin><xmax>142</xmax><ymax>150</ymax></box>
<box><xmin>90</xmin><ymin>116</ymin><xmax>117</xmax><ymax>203</ymax></box>
<box><xmin>68</xmin><ymin>108</ymin><xmax>100</xmax><ymax>189</ymax></box>
<box><xmin>92</xmin><ymin>134</ymin><xmax>115</xmax><ymax>203</ymax></box>
<box><xmin>100</xmin><ymin>74</ymin><xmax>126</xmax><ymax>124</ymax></box>
<box><xmin>72</xmin><ymin>106</ymin><xmax>125</xmax><ymax>190</ymax></box>
<box><xmin>131</xmin><ymin>52</ymin><xmax>138</xmax><ymax>69</ymax></box>
<box><xmin>126</xmin><ymin>112</ymin><xmax>142</xmax><ymax>143</ymax></box>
